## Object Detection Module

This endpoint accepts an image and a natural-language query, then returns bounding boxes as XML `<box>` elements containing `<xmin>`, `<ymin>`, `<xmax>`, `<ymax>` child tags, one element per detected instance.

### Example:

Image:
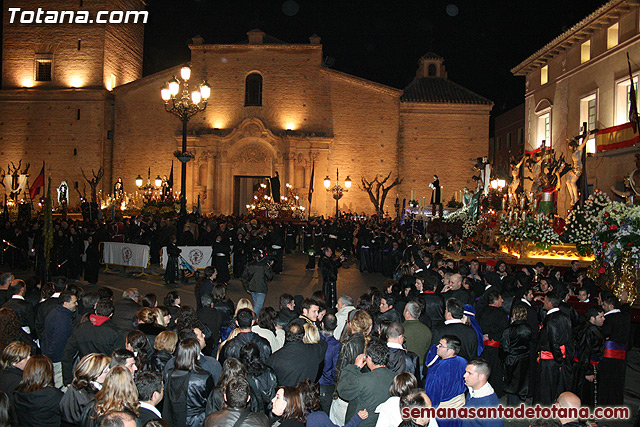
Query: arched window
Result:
<box><xmin>428</xmin><ymin>64</ymin><xmax>437</xmax><ymax>77</ymax></box>
<box><xmin>245</xmin><ymin>73</ymin><xmax>262</xmax><ymax>106</ymax></box>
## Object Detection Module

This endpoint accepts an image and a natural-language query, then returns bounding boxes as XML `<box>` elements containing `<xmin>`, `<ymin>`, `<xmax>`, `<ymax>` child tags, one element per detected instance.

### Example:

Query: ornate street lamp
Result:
<box><xmin>161</xmin><ymin>65</ymin><xmax>210</xmax><ymax>214</ymax></box>
<box><xmin>136</xmin><ymin>168</ymin><xmax>160</xmax><ymax>202</ymax></box>
<box><xmin>323</xmin><ymin>169</ymin><xmax>351</xmax><ymax>218</ymax></box>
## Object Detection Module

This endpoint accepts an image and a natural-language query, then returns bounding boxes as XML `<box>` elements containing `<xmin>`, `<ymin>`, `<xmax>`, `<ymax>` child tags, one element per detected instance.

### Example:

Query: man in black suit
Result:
<box><xmin>111</xmin><ymin>288</ymin><xmax>141</xmax><ymax>333</ymax></box>
<box><xmin>431</xmin><ymin>298</ymin><xmax>478</xmax><ymax>361</ymax></box>
<box><xmin>2</xmin><ymin>279</ymin><xmax>36</xmax><ymax>337</ymax></box>
<box><xmin>267</xmin><ymin>322</ymin><xmax>327</xmax><ymax>387</ymax></box>
<box><xmin>35</xmin><ymin>276</ymin><xmax>67</xmax><ymax>338</ymax></box>
<box><xmin>415</xmin><ymin>274</ymin><xmax>444</xmax><ymax>330</ymax></box>
<box><xmin>196</xmin><ymin>266</ymin><xmax>217</xmax><ymax>312</ymax></box>
<box><xmin>198</xmin><ymin>293</ymin><xmax>222</xmax><ymax>355</ymax></box>
<box><xmin>0</xmin><ymin>272</ymin><xmax>13</xmax><ymax>306</ymax></box>
<box><xmin>135</xmin><ymin>370</ymin><xmax>164</xmax><ymax>425</ymax></box>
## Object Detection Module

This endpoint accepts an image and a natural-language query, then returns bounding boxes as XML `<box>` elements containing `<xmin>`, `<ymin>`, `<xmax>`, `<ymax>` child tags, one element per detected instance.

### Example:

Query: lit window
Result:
<box><xmin>540</xmin><ymin>65</ymin><xmax>548</xmax><ymax>85</ymax></box>
<box><xmin>537</xmin><ymin>112</ymin><xmax>550</xmax><ymax>148</ymax></box>
<box><xmin>615</xmin><ymin>76</ymin><xmax>639</xmax><ymax>125</ymax></box>
<box><xmin>245</xmin><ymin>73</ymin><xmax>262</xmax><ymax>106</ymax></box>
<box><xmin>581</xmin><ymin>40</ymin><xmax>590</xmax><ymax>63</ymax></box>
<box><xmin>607</xmin><ymin>23</ymin><xmax>619</xmax><ymax>49</ymax></box>
<box><xmin>580</xmin><ymin>93</ymin><xmax>597</xmax><ymax>153</ymax></box>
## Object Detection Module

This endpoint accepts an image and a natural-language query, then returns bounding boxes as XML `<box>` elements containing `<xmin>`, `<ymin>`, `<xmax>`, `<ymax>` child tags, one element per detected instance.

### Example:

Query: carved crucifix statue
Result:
<box><xmin>508</xmin><ymin>154</ymin><xmax>526</xmax><ymax>207</ymax></box>
<box><xmin>565</xmin><ymin>123</ymin><xmax>593</xmax><ymax>207</ymax></box>
<box><xmin>81</xmin><ymin>168</ymin><xmax>104</xmax><ymax>204</ymax></box>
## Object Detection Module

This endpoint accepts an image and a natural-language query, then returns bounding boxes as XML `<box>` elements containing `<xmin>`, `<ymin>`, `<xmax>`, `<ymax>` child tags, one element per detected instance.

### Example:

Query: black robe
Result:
<box><xmin>501</xmin><ymin>320</ymin><xmax>532</xmax><ymax>400</ymax></box>
<box><xmin>598</xmin><ymin>310</ymin><xmax>630</xmax><ymax>405</ymax></box>
<box><xmin>430</xmin><ymin>178</ymin><xmax>441</xmax><ymax>204</ymax></box>
<box><xmin>572</xmin><ymin>322</ymin><xmax>603</xmax><ymax>406</ymax></box>
<box><xmin>478</xmin><ymin>305</ymin><xmax>509</xmax><ymax>397</ymax></box>
<box><xmin>83</xmin><ymin>241</ymin><xmax>100</xmax><ymax>284</ymax></box>
<box><xmin>164</xmin><ymin>243</ymin><xmax>181</xmax><ymax>284</ymax></box>
<box><xmin>535</xmin><ymin>309</ymin><xmax>574</xmax><ymax>405</ymax></box>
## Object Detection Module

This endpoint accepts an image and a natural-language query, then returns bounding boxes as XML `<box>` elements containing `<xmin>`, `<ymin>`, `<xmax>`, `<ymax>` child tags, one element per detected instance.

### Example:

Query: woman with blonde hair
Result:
<box><xmin>302</xmin><ymin>322</ymin><xmax>321</xmax><ymax>344</ymax></box>
<box><xmin>0</xmin><ymin>340</ymin><xmax>31</xmax><ymax>408</ymax></box>
<box><xmin>331</xmin><ymin>310</ymin><xmax>373</xmax><ymax>424</ymax></box>
<box><xmin>149</xmin><ymin>330</ymin><xmax>178</xmax><ymax>372</ymax></box>
<box><xmin>136</xmin><ymin>308</ymin><xmax>166</xmax><ymax>346</ymax></box>
<box><xmin>82</xmin><ymin>365</ymin><xmax>139</xmax><ymax>427</ymax></box>
<box><xmin>60</xmin><ymin>353</ymin><xmax>111</xmax><ymax>426</ymax></box>
<box><xmin>154</xmin><ymin>306</ymin><xmax>172</xmax><ymax>327</ymax></box>
<box><xmin>14</xmin><ymin>355</ymin><xmax>63</xmax><ymax>427</ymax></box>
<box><xmin>235</xmin><ymin>298</ymin><xmax>254</xmax><ymax>316</ymax></box>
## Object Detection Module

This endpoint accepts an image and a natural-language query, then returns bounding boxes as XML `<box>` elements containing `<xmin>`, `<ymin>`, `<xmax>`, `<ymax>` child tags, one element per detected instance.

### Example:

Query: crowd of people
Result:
<box><xmin>0</xmin><ymin>212</ymin><xmax>636</xmax><ymax>427</ymax></box>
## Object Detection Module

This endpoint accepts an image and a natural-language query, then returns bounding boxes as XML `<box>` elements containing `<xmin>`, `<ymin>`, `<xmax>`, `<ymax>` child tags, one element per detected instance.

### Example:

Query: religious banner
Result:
<box><xmin>103</xmin><ymin>242</ymin><xmax>150</xmax><ymax>268</ymax></box>
<box><xmin>2</xmin><ymin>173</ymin><xmax>28</xmax><ymax>197</ymax></box>
<box><xmin>596</xmin><ymin>121</ymin><xmax>640</xmax><ymax>152</ymax></box>
<box><xmin>161</xmin><ymin>246</ymin><xmax>213</xmax><ymax>270</ymax></box>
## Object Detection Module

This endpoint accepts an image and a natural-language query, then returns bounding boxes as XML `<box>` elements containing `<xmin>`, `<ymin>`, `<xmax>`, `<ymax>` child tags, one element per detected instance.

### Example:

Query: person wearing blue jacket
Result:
<box><xmin>42</xmin><ymin>290</ymin><xmax>78</xmax><ymax>387</ymax></box>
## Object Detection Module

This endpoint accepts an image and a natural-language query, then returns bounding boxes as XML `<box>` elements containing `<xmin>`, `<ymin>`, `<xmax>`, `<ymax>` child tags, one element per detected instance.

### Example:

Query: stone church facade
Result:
<box><xmin>1</xmin><ymin>1</ymin><xmax>492</xmax><ymax>216</ymax></box>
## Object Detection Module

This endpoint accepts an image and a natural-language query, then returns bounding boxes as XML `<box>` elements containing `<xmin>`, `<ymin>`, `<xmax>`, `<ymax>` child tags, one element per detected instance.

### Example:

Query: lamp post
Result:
<box><xmin>136</xmin><ymin>168</ymin><xmax>161</xmax><ymax>202</ymax></box>
<box><xmin>323</xmin><ymin>169</ymin><xmax>351</xmax><ymax>218</ymax></box>
<box><xmin>161</xmin><ymin>66</ymin><xmax>211</xmax><ymax>215</ymax></box>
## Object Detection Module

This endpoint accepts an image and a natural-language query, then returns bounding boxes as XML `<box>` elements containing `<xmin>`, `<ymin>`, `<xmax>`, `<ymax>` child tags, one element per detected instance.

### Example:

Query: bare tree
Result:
<box><xmin>81</xmin><ymin>167</ymin><xmax>104</xmax><ymax>204</ymax></box>
<box><xmin>360</xmin><ymin>172</ymin><xmax>403</xmax><ymax>215</ymax></box>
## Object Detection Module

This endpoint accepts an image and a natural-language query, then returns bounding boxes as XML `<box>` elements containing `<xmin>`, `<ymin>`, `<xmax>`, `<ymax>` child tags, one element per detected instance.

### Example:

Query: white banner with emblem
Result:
<box><xmin>161</xmin><ymin>246</ymin><xmax>213</xmax><ymax>270</ymax></box>
<box><xmin>103</xmin><ymin>242</ymin><xmax>150</xmax><ymax>268</ymax></box>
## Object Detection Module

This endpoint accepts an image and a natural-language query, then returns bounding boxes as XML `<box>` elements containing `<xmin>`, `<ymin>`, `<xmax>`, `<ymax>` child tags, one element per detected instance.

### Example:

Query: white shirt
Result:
<box><xmin>444</xmin><ymin>319</ymin><xmax>464</xmax><ymax>325</ymax></box>
<box><xmin>139</xmin><ymin>402</ymin><xmax>161</xmax><ymax>418</ymax></box>
<box><xmin>546</xmin><ymin>308</ymin><xmax>560</xmax><ymax>316</ymax></box>
<box><xmin>468</xmin><ymin>382</ymin><xmax>496</xmax><ymax>399</ymax></box>
<box><xmin>334</xmin><ymin>305</ymin><xmax>355</xmax><ymax>340</ymax></box>
<box><xmin>387</xmin><ymin>342</ymin><xmax>403</xmax><ymax>350</ymax></box>
<box><xmin>604</xmin><ymin>308</ymin><xmax>621</xmax><ymax>316</ymax></box>
<box><xmin>252</xmin><ymin>325</ymin><xmax>285</xmax><ymax>352</ymax></box>
<box><xmin>520</xmin><ymin>298</ymin><xmax>531</xmax><ymax>307</ymax></box>
<box><xmin>11</xmin><ymin>295</ymin><xmax>25</xmax><ymax>300</ymax></box>
<box><xmin>375</xmin><ymin>396</ymin><xmax>439</xmax><ymax>427</ymax></box>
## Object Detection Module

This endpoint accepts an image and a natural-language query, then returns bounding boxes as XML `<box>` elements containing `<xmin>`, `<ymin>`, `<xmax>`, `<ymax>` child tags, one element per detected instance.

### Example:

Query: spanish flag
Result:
<box><xmin>29</xmin><ymin>162</ymin><xmax>44</xmax><ymax>200</ymax></box>
<box><xmin>595</xmin><ymin>122</ymin><xmax>640</xmax><ymax>152</ymax></box>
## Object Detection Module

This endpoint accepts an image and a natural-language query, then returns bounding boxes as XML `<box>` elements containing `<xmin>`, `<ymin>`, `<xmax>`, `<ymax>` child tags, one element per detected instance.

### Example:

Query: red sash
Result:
<box><xmin>484</xmin><ymin>339</ymin><xmax>501</xmax><ymax>348</ymax></box>
<box><xmin>604</xmin><ymin>340</ymin><xmax>626</xmax><ymax>360</ymax></box>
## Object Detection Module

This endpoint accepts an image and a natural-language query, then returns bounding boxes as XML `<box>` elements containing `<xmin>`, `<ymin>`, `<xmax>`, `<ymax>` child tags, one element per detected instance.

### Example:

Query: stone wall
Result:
<box><xmin>399</xmin><ymin>104</ymin><xmax>491</xmax><ymax>208</ymax></box>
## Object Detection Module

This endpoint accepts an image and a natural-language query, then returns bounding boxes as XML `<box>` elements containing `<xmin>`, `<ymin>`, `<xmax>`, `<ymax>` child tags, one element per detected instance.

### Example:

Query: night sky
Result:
<box><xmin>0</xmin><ymin>0</ymin><xmax>607</xmax><ymax>126</ymax></box>
<box><xmin>142</xmin><ymin>0</ymin><xmax>606</xmax><ymax>124</ymax></box>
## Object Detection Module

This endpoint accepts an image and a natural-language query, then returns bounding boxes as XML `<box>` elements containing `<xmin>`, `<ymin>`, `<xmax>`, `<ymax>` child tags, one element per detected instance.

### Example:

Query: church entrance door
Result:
<box><xmin>234</xmin><ymin>175</ymin><xmax>269</xmax><ymax>215</ymax></box>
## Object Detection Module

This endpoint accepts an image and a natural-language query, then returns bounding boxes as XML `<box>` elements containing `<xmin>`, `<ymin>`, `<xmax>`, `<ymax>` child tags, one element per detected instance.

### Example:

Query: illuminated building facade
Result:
<box><xmin>1</xmin><ymin>3</ymin><xmax>492</xmax><ymax>215</ymax></box>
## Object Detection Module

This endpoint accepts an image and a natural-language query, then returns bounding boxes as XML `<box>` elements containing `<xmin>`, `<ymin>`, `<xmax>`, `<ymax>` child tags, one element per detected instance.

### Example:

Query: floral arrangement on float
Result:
<box><xmin>443</xmin><ymin>206</ymin><xmax>476</xmax><ymax>238</ymax></box>
<box><xmin>561</xmin><ymin>191</ymin><xmax>611</xmax><ymax>255</ymax></box>
<box><xmin>499</xmin><ymin>214</ymin><xmax>561</xmax><ymax>250</ymax></box>
<box><xmin>589</xmin><ymin>202</ymin><xmax>640</xmax><ymax>304</ymax></box>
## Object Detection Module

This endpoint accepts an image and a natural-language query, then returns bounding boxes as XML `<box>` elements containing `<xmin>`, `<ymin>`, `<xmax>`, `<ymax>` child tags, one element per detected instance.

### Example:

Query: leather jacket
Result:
<box><xmin>247</xmin><ymin>366</ymin><xmax>278</xmax><ymax>414</ymax></box>
<box><xmin>334</xmin><ymin>333</ymin><xmax>366</xmax><ymax>389</ymax></box>
<box><xmin>163</xmin><ymin>367</ymin><xmax>214</xmax><ymax>427</ymax></box>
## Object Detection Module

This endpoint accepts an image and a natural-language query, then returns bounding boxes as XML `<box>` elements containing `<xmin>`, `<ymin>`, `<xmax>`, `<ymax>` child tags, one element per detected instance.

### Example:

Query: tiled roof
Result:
<box><xmin>401</xmin><ymin>77</ymin><xmax>493</xmax><ymax>105</ymax></box>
